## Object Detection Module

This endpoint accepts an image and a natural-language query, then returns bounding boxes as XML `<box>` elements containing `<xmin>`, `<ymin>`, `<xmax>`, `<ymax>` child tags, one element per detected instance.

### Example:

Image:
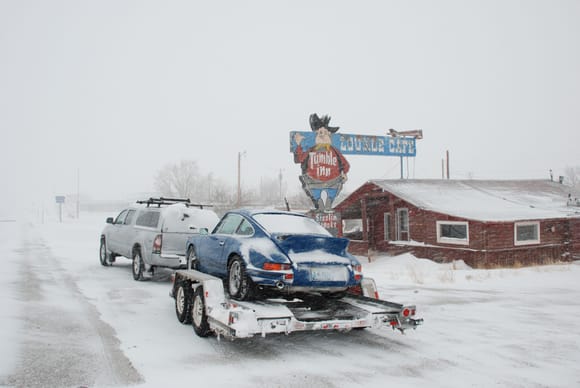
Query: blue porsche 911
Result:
<box><xmin>185</xmin><ymin>209</ymin><xmax>363</xmax><ymax>300</ymax></box>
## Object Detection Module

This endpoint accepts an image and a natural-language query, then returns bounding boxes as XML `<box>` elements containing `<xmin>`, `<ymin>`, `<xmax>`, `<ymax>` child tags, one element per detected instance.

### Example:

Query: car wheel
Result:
<box><xmin>191</xmin><ymin>286</ymin><xmax>211</xmax><ymax>337</ymax></box>
<box><xmin>99</xmin><ymin>238</ymin><xmax>111</xmax><ymax>267</ymax></box>
<box><xmin>132</xmin><ymin>249</ymin><xmax>145</xmax><ymax>281</ymax></box>
<box><xmin>186</xmin><ymin>246</ymin><xmax>198</xmax><ymax>270</ymax></box>
<box><xmin>175</xmin><ymin>281</ymin><xmax>192</xmax><ymax>324</ymax></box>
<box><xmin>228</xmin><ymin>256</ymin><xmax>253</xmax><ymax>301</ymax></box>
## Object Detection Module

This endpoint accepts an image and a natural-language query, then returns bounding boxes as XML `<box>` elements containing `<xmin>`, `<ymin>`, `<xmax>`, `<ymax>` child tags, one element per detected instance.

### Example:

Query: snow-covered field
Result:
<box><xmin>1</xmin><ymin>213</ymin><xmax>580</xmax><ymax>388</ymax></box>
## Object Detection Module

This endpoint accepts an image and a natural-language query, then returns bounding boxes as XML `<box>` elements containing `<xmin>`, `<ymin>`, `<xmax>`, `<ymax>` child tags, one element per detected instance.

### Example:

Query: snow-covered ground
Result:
<box><xmin>1</xmin><ymin>213</ymin><xmax>580</xmax><ymax>387</ymax></box>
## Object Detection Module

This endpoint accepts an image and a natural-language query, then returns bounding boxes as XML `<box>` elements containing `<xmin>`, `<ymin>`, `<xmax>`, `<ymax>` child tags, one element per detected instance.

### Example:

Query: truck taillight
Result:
<box><xmin>152</xmin><ymin>234</ymin><xmax>162</xmax><ymax>254</ymax></box>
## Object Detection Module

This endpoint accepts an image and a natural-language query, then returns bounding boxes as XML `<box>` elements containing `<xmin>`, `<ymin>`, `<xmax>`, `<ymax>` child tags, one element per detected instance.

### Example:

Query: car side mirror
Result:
<box><xmin>199</xmin><ymin>228</ymin><xmax>209</xmax><ymax>235</ymax></box>
<box><xmin>106</xmin><ymin>217</ymin><xmax>114</xmax><ymax>224</ymax></box>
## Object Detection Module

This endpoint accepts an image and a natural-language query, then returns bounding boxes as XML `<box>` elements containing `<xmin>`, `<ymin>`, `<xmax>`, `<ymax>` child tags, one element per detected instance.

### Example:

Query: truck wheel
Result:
<box><xmin>99</xmin><ymin>238</ymin><xmax>111</xmax><ymax>267</ymax></box>
<box><xmin>132</xmin><ymin>249</ymin><xmax>145</xmax><ymax>281</ymax></box>
<box><xmin>186</xmin><ymin>246</ymin><xmax>198</xmax><ymax>270</ymax></box>
<box><xmin>227</xmin><ymin>256</ymin><xmax>253</xmax><ymax>301</ymax></box>
<box><xmin>191</xmin><ymin>286</ymin><xmax>211</xmax><ymax>337</ymax></box>
<box><xmin>175</xmin><ymin>281</ymin><xmax>192</xmax><ymax>324</ymax></box>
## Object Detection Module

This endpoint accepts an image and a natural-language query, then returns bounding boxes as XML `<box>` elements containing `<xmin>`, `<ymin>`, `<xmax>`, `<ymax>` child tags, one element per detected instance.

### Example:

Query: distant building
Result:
<box><xmin>334</xmin><ymin>179</ymin><xmax>580</xmax><ymax>267</ymax></box>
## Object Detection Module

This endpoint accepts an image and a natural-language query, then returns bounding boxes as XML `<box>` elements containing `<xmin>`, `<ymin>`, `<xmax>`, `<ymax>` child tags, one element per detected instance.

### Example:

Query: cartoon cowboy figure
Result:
<box><xmin>293</xmin><ymin>113</ymin><xmax>350</xmax><ymax>211</ymax></box>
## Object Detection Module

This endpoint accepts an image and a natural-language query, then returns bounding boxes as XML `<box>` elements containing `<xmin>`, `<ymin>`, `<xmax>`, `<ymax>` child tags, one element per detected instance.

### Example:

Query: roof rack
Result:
<box><xmin>136</xmin><ymin>197</ymin><xmax>190</xmax><ymax>208</ymax></box>
<box><xmin>136</xmin><ymin>197</ymin><xmax>213</xmax><ymax>209</ymax></box>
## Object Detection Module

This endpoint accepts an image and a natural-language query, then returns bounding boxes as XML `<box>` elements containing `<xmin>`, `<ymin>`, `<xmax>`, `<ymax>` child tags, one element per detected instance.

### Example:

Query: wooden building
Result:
<box><xmin>334</xmin><ymin>179</ymin><xmax>580</xmax><ymax>267</ymax></box>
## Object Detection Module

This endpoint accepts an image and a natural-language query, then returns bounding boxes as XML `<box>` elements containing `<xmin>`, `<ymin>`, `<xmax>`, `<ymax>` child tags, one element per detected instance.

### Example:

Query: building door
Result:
<box><xmin>396</xmin><ymin>208</ymin><xmax>409</xmax><ymax>241</ymax></box>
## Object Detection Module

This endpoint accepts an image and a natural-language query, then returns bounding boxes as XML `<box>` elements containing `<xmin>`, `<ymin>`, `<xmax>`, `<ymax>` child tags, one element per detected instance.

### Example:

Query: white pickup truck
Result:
<box><xmin>99</xmin><ymin>197</ymin><xmax>219</xmax><ymax>280</ymax></box>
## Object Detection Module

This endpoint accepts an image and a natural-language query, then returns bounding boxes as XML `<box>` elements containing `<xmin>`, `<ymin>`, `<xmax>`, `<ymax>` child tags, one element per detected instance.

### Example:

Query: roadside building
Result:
<box><xmin>334</xmin><ymin>179</ymin><xmax>580</xmax><ymax>267</ymax></box>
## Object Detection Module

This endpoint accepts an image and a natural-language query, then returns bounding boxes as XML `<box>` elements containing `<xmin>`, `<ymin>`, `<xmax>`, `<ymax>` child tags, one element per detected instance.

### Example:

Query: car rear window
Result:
<box><xmin>253</xmin><ymin>213</ymin><xmax>331</xmax><ymax>236</ymax></box>
<box><xmin>135</xmin><ymin>211</ymin><xmax>160</xmax><ymax>228</ymax></box>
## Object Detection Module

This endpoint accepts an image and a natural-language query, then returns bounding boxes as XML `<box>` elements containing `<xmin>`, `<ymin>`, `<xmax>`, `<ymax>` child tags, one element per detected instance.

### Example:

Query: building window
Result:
<box><xmin>437</xmin><ymin>221</ymin><xmax>469</xmax><ymax>245</ymax></box>
<box><xmin>343</xmin><ymin>219</ymin><xmax>364</xmax><ymax>240</ymax></box>
<box><xmin>514</xmin><ymin>221</ymin><xmax>540</xmax><ymax>245</ymax></box>
<box><xmin>396</xmin><ymin>208</ymin><xmax>409</xmax><ymax>241</ymax></box>
<box><xmin>384</xmin><ymin>213</ymin><xmax>391</xmax><ymax>241</ymax></box>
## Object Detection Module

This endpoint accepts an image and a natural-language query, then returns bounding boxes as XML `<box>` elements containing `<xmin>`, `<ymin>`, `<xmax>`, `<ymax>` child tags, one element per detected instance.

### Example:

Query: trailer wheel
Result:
<box><xmin>192</xmin><ymin>286</ymin><xmax>211</xmax><ymax>337</ymax></box>
<box><xmin>99</xmin><ymin>238</ymin><xmax>111</xmax><ymax>267</ymax></box>
<box><xmin>132</xmin><ymin>249</ymin><xmax>145</xmax><ymax>281</ymax></box>
<box><xmin>227</xmin><ymin>256</ymin><xmax>254</xmax><ymax>301</ymax></box>
<box><xmin>175</xmin><ymin>281</ymin><xmax>192</xmax><ymax>324</ymax></box>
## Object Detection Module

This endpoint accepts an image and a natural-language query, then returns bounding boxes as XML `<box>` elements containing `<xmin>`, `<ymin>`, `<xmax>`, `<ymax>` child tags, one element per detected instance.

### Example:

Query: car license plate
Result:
<box><xmin>309</xmin><ymin>267</ymin><xmax>347</xmax><ymax>282</ymax></box>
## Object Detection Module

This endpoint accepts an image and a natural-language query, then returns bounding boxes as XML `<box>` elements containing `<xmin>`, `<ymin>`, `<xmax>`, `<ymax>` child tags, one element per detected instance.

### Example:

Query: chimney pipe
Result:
<box><xmin>446</xmin><ymin>150</ymin><xmax>450</xmax><ymax>180</ymax></box>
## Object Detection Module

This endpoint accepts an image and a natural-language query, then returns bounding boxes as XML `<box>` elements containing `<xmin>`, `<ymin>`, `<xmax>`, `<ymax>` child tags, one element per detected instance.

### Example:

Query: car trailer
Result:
<box><xmin>171</xmin><ymin>270</ymin><xmax>423</xmax><ymax>339</ymax></box>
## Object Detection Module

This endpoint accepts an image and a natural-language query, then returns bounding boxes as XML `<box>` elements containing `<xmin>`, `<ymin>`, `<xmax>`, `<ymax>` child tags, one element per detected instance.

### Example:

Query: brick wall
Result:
<box><xmin>336</xmin><ymin>183</ymin><xmax>578</xmax><ymax>267</ymax></box>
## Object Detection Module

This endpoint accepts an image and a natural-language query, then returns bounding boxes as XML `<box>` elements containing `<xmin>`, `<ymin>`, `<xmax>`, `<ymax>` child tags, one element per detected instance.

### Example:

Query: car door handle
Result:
<box><xmin>219</xmin><ymin>241</ymin><xmax>225</xmax><ymax>246</ymax></box>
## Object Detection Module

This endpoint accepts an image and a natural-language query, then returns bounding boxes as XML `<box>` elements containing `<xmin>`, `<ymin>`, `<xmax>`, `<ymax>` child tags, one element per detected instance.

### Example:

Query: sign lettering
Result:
<box><xmin>290</xmin><ymin>132</ymin><xmax>416</xmax><ymax>157</ymax></box>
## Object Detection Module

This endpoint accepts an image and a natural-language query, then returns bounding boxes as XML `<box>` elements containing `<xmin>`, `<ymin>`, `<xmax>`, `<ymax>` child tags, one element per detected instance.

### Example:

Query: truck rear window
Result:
<box><xmin>135</xmin><ymin>211</ymin><xmax>160</xmax><ymax>228</ymax></box>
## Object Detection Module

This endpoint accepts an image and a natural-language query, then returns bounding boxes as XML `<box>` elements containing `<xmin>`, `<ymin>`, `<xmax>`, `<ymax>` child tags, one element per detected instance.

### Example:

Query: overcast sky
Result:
<box><xmin>1</xmin><ymin>1</ymin><xmax>579</xmax><ymax>216</ymax></box>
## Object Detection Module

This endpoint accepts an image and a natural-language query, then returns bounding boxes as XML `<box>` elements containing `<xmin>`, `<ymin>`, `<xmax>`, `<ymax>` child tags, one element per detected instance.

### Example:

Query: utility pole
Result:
<box><xmin>278</xmin><ymin>169</ymin><xmax>283</xmax><ymax>201</ymax></box>
<box><xmin>76</xmin><ymin>168</ymin><xmax>80</xmax><ymax>219</ymax></box>
<box><xmin>237</xmin><ymin>151</ymin><xmax>246</xmax><ymax>206</ymax></box>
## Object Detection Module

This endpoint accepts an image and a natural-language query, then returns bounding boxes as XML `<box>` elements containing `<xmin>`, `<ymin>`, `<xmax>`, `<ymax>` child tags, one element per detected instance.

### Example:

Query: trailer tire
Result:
<box><xmin>227</xmin><ymin>256</ymin><xmax>253</xmax><ymax>301</ymax></box>
<box><xmin>192</xmin><ymin>286</ymin><xmax>211</xmax><ymax>337</ymax></box>
<box><xmin>175</xmin><ymin>281</ymin><xmax>192</xmax><ymax>324</ymax></box>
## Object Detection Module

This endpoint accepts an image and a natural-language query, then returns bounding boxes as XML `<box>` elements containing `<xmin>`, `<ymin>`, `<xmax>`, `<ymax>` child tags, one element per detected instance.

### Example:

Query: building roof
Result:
<box><xmin>364</xmin><ymin>179</ymin><xmax>580</xmax><ymax>222</ymax></box>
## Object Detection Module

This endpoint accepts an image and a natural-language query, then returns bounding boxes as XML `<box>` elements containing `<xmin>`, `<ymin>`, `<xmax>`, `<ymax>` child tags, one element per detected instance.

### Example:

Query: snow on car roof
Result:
<box><xmin>368</xmin><ymin>179</ymin><xmax>580</xmax><ymax>222</ymax></box>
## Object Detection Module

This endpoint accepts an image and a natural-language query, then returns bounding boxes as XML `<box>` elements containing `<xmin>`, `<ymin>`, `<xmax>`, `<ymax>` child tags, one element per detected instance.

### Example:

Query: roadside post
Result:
<box><xmin>55</xmin><ymin>196</ymin><xmax>65</xmax><ymax>223</ymax></box>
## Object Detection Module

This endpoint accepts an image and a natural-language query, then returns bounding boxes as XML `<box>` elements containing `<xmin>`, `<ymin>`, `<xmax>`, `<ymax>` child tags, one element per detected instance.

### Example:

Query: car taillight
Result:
<box><xmin>353</xmin><ymin>264</ymin><xmax>362</xmax><ymax>272</ymax></box>
<box><xmin>263</xmin><ymin>263</ymin><xmax>291</xmax><ymax>271</ymax></box>
<box><xmin>152</xmin><ymin>234</ymin><xmax>162</xmax><ymax>254</ymax></box>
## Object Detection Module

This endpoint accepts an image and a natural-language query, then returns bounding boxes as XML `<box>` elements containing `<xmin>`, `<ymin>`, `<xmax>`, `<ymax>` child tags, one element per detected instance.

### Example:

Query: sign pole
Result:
<box><xmin>400</xmin><ymin>156</ymin><xmax>404</xmax><ymax>179</ymax></box>
<box><xmin>55</xmin><ymin>196</ymin><xmax>65</xmax><ymax>223</ymax></box>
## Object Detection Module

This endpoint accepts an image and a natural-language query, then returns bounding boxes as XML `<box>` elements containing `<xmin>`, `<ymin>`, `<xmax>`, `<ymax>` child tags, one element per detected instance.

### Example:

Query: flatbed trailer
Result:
<box><xmin>170</xmin><ymin>269</ymin><xmax>423</xmax><ymax>339</ymax></box>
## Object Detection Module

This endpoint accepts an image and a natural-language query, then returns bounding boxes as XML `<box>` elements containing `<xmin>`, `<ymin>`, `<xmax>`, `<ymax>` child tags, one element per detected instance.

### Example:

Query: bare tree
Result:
<box><xmin>154</xmin><ymin>160</ymin><xmax>201</xmax><ymax>199</ymax></box>
<box><xmin>565</xmin><ymin>166</ymin><xmax>580</xmax><ymax>188</ymax></box>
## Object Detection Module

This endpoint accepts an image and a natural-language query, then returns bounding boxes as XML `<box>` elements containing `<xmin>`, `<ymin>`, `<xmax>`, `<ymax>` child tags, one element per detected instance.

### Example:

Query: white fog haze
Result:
<box><xmin>2</xmin><ymin>3</ymin><xmax>580</xmax><ymax>387</ymax></box>
<box><xmin>1</xmin><ymin>0</ymin><xmax>579</xmax><ymax>218</ymax></box>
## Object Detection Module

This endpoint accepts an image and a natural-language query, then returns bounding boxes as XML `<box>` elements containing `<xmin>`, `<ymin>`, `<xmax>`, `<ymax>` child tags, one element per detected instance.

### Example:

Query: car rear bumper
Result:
<box><xmin>147</xmin><ymin>253</ymin><xmax>187</xmax><ymax>269</ymax></box>
<box><xmin>247</xmin><ymin>267</ymin><xmax>358</xmax><ymax>291</ymax></box>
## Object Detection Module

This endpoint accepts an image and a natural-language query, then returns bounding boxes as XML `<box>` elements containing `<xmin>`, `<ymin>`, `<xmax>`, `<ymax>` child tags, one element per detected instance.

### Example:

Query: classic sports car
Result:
<box><xmin>185</xmin><ymin>209</ymin><xmax>363</xmax><ymax>300</ymax></box>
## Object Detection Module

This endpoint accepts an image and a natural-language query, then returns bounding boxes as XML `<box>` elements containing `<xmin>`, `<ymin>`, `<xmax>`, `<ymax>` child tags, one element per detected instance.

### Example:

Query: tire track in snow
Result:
<box><xmin>2</xmin><ymin>224</ymin><xmax>143</xmax><ymax>388</ymax></box>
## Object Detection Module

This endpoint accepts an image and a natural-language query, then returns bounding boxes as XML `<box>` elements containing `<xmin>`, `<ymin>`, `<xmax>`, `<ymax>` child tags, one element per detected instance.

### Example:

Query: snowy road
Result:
<box><xmin>1</xmin><ymin>214</ymin><xmax>580</xmax><ymax>388</ymax></box>
<box><xmin>1</xmin><ymin>223</ymin><xmax>142</xmax><ymax>388</ymax></box>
